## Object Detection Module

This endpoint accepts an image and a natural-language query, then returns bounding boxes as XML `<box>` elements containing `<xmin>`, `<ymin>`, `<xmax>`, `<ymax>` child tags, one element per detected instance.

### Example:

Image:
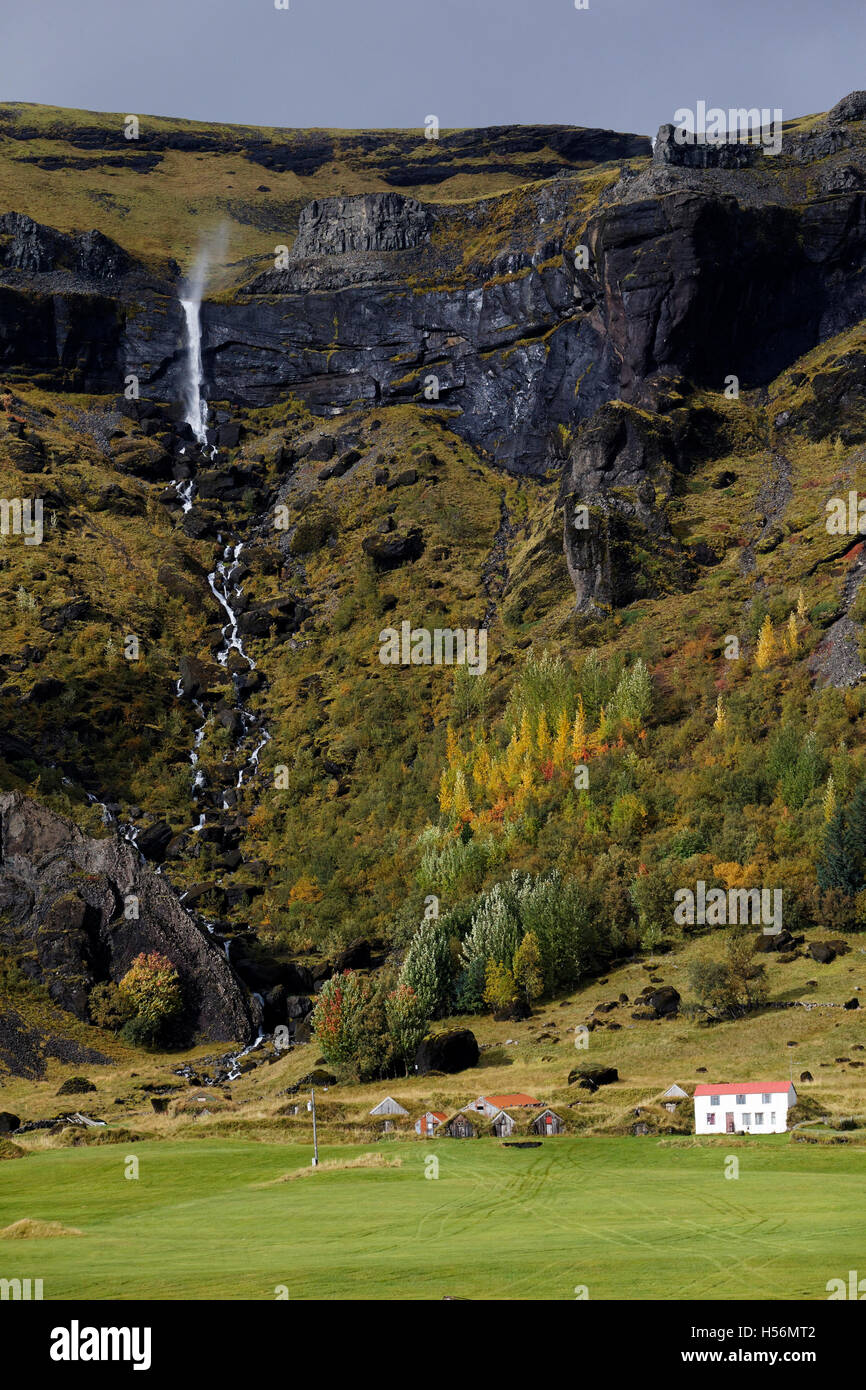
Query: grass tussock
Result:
<box><xmin>265</xmin><ymin>1152</ymin><xmax>403</xmax><ymax>1183</ymax></box>
<box><xmin>0</xmin><ymin>1140</ymin><xmax>28</xmax><ymax>1160</ymax></box>
<box><xmin>0</xmin><ymin>1218</ymin><xmax>84</xmax><ymax>1239</ymax></box>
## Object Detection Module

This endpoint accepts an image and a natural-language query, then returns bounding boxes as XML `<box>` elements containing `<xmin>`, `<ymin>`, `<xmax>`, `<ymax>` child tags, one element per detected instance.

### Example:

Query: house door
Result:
<box><xmin>726</xmin><ymin>1112</ymin><xmax>734</xmax><ymax>1133</ymax></box>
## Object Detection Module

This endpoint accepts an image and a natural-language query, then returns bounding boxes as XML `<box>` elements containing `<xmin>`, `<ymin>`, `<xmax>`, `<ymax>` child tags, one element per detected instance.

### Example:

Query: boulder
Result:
<box><xmin>318</xmin><ymin>449</ymin><xmax>361</xmax><ymax>481</ymax></box>
<box><xmin>0</xmin><ymin>1112</ymin><xmax>20</xmax><ymax>1134</ymax></box>
<box><xmin>297</xmin><ymin>1069</ymin><xmax>337</xmax><ymax>1087</ymax></box>
<box><xmin>285</xmin><ymin>994</ymin><xmax>314</xmax><ymax>1019</ymax></box>
<box><xmin>568</xmin><ymin>1066</ymin><xmax>619</xmax><ymax>1091</ymax></box>
<box><xmin>56</xmin><ymin>1076</ymin><xmax>96</xmax><ymax>1096</ymax></box>
<box><xmin>362</xmin><ymin>527</ymin><xmax>424</xmax><ymax>569</ymax></box>
<box><xmin>414</xmin><ymin>1029</ymin><xmax>479</xmax><ymax>1076</ymax></box>
<box><xmin>843</xmin><ymin>997</ymin><xmax>860</xmax><ymax>1010</ymax></box>
<box><xmin>179</xmin><ymin>655</ymin><xmax>222</xmax><ymax>700</ymax></box>
<box><xmin>332</xmin><ymin>938</ymin><xmax>371</xmax><ymax>972</ymax></box>
<box><xmin>647</xmin><ymin>985</ymin><xmax>680</xmax><ymax>1018</ymax></box>
<box><xmin>828</xmin><ymin>91</ymin><xmax>866</xmax><ymax>126</ymax></box>
<box><xmin>800</xmin><ymin>1071</ymin><xmax>813</xmax><ymax>1082</ymax></box>
<box><xmin>136</xmin><ymin>821</ymin><xmax>174</xmax><ymax>863</ymax></box>
<box><xmin>492</xmin><ymin>996</ymin><xmax>531</xmax><ymax>1022</ymax></box>
<box><xmin>217</xmin><ymin>422</ymin><xmax>243</xmax><ymax>449</ymax></box>
<box><xmin>754</xmin><ymin>929</ymin><xmax>795</xmax><ymax>953</ymax></box>
<box><xmin>809</xmin><ymin>942</ymin><xmax>836</xmax><ymax>964</ymax></box>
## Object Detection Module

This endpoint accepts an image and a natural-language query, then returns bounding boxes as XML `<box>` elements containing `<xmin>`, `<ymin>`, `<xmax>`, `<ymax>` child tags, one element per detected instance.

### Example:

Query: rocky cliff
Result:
<box><xmin>0</xmin><ymin>792</ymin><xmax>260</xmax><ymax>1042</ymax></box>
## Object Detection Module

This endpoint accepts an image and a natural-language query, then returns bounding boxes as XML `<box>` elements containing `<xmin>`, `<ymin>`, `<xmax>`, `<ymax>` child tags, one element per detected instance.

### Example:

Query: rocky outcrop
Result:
<box><xmin>292</xmin><ymin>194</ymin><xmax>432</xmax><ymax>257</ymax></box>
<box><xmin>653</xmin><ymin>124</ymin><xmax>765</xmax><ymax>170</ymax></box>
<box><xmin>0</xmin><ymin>213</ymin><xmax>135</xmax><ymax>279</ymax></box>
<box><xmin>0</xmin><ymin>792</ymin><xmax>259</xmax><ymax>1042</ymax></box>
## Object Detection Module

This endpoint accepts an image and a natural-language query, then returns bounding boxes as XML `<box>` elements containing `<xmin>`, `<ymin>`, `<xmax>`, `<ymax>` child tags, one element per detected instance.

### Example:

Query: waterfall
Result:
<box><xmin>179</xmin><ymin>227</ymin><xmax>227</xmax><ymax>446</ymax></box>
<box><xmin>181</xmin><ymin>293</ymin><xmax>208</xmax><ymax>444</ymax></box>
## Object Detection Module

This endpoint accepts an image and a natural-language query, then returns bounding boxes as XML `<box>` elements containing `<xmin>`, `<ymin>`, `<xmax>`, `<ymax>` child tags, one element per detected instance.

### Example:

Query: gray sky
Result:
<box><xmin>3</xmin><ymin>0</ymin><xmax>864</xmax><ymax>135</ymax></box>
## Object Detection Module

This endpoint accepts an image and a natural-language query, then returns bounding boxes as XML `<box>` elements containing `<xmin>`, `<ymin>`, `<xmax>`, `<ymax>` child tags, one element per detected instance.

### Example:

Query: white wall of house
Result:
<box><xmin>694</xmin><ymin>1085</ymin><xmax>796</xmax><ymax>1135</ymax></box>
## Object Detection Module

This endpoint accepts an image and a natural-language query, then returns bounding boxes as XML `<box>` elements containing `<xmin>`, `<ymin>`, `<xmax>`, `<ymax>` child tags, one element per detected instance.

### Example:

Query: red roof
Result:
<box><xmin>693</xmin><ymin>1083</ymin><xmax>792</xmax><ymax>1097</ymax></box>
<box><xmin>486</xmin><ymin>1093</ymin><xmax>539</xmax><ymax>1108</ymax></box>
<box><xmin>429</xmin><ymin>1112</ymin><xmax>446</xmax><ymax>1122</ymax></box>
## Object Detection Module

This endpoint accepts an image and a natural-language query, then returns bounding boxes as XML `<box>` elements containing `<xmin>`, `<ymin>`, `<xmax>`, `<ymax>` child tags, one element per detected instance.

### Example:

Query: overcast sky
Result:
<box><xmin>3</xmin><ymin>0</ymin><xmax>864</xmax><ymax>135</ymax></box>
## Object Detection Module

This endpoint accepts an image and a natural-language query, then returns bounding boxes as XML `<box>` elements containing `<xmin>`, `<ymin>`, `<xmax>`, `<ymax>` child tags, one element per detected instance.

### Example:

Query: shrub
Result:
<box><xmin>88</xmin><ymin>981</ymin><xmax>134</xmax><ymax>1032</ymax></box>
<box><xmin>117</xmin><ymin>952</ymin><xmax>183</xmax><ymax>1046</ymax></box>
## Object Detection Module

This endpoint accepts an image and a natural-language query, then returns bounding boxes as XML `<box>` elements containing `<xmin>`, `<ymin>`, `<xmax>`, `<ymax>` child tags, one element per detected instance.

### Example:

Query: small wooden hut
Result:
<box><xmin>415</xmin><ymin>1110</ymin><xmax>446</xmax><ymax>1137</ymax></box>
<box><xmin>530</xmin><ymin>1107</ymin><xmax>564</xmax><ymax>1136</ymax></box>
<box><xmin>441</xmin><ymin>1112</ymin><xmax>480</xmax><ymax>1138</ymax></box>
<box><xmin>490</xmin><ymin>1109</ymin><xmax>517</xmax><ymax>1138</ymax></box>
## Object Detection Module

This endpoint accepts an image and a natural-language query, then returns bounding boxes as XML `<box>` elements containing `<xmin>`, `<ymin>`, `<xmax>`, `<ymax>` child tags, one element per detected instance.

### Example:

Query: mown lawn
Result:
<box><xmin>0</xmin><ymin>1136</ymin><xmax>862</xmax><ymax>1300</ymax></box>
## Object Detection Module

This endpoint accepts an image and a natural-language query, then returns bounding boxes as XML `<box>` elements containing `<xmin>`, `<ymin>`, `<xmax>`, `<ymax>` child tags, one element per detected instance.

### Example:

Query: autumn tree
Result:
<box><xmin>513</xmin><ymin>930</ymin><xmax>543</xmax><ymax>1003</ymax></box>
<box><xmin>755</xmin><ymin>615</ymin><xmax>775</xmax><ymax>669</ymax></box>
<box><xmin>483</xmin><ymin>960</ymin><xmax>519</xmax><ymax>1013</ymax></box>
<box><xmin>118</xmin><ymin>952</ymin><xmax>184</xmax><ymax>1045</ymax></box>
<box><xmin>311</xmin><ymin>970</ymin><xmax>372</xmax><ymax>1068</ymax></box>
<box><xmin>385</xmin><ymin>984</ymin><xmax>429</xmax><ymax>1074</ymax></box>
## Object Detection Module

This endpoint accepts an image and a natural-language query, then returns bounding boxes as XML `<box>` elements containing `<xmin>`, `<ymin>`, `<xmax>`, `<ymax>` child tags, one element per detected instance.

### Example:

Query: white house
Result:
<box><xmin>693</xmin><ymin>1083</ymin><xmax>796</xmax><ymax>1135</ymax></box>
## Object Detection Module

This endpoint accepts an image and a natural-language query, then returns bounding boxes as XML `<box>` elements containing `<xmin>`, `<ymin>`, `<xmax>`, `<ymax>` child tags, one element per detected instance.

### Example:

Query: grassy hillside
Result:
<box><xmin>3</xmin><ymin>928</ymin><xmax>864</xmax><ymax>1135</ymax></box>
<box><xmin>0</xmin><ymin>102</ymin><xmax>643</xmax><ymax>286</ymax></box>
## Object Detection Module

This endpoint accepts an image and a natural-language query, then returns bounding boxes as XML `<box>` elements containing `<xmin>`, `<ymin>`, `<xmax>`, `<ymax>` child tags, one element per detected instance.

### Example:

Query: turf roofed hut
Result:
<box><xmin>369</xmin><ymin>1096</ymin><xmax>409</xmax><ymax>1134</ymax></box>
<box><xmin>415</xmin><ymin>1110</ymin><xmax>447</xmax><ymax>1137</ymax></box>
<box><xmin>529</xmin><ymin>1108</ymin><xmax>564</xmax><ymax>1136</ymax></box>
<box><xmin>489</xmin><ymin>1109</ymin><xmax>518</xmax><ymax>1138</ymax></box>
<box><xmin>441</xmin><ymin>1112</ymin><xmax>481</xmax><ymax>1139</ymax></box>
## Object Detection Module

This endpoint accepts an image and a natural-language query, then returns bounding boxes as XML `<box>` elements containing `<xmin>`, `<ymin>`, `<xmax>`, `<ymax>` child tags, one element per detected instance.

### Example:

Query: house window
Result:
<box><xmin>706</xmin><ymin>1112</ymin><xmax>716</xmax><ymax>1125</ymax></box>
<box><xmin>770</xmin><ymin>1112</ymin><xmax>776</xmax><ymax>1124</ymax></box>
<box><xmin>742</xmin><ymin>1113</ymin><xmax>751</xmax><ymax>1126</ymax></box>
<box><xmin>710</xmin><ymin>1095</ymin><xmax>720</xmax><ymax>1106</ymax></box>
<box><xmin>754</xmin><ymin>1112</ymin><xmax>764</xmax><ymax>1125</ymax></box>
<box><xmin>762</xmin><ymin>1093</ymin><xmax>772</xmax><ymax>1104</ymax></box>
<box><xmin>736</xmin><ymin>1094</ymin><xmax>746</xmax><ymax>1105</ymax></box>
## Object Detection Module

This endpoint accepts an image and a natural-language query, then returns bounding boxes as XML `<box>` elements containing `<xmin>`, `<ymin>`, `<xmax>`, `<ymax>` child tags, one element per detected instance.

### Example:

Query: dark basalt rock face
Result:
<box><xmin>653</xmin><ymin>123</ymin><xmax>766</xmax><ymax>170</ymax></box>
<box><xmin>292</xmin><ymin>193</ymin><xmax>432</xmax><ymax>256</ymax></box>
<box><xmin>0</xmin><ymin>792</ymin><xmax>260</xmax><ymax>1042</ymax></box>
<box><xmin>0</xmin><ymin>212</ymin><xmax>134</xmax><ymax>279</ymax></box>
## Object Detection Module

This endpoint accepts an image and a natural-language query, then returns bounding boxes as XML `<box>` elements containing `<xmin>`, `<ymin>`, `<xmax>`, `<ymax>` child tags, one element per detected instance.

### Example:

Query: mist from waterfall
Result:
<box><xmin>180</xmin><ymin>226</ymin><xmax>227</xmax><ymax>445</ymax></box>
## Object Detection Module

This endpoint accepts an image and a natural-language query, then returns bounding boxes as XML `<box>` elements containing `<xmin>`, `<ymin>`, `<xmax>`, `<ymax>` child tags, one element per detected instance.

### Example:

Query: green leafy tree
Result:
<box><xmin>399</xmin><ymin>915</ymin><xmax>458</xmax><ymax>1018</ymax></box>
<box><xmin>609</xmin><ymin>658</ymin><xmax>653</xmax><ymax>726</ymax></box>
<box><xmin>688</xmin><ymin>934</ymin><xmax>768</xmax><ymax>1020</ymax></box>
<box><xmin>818</xmin><ymin>780</ymin><xmax>866</xmax><ymax>896</ymax></box>
<box><xmin>385</xmin><ymin>984</ymin><xmax>428</xmax><ymax>1075</ymax></box>
<box><xmin>513</xmin><ymin>930</ymin><xmax>543</xmax><ymax>1003</ymax></box>
<box><xmin>89</xmin><ymin>981</ymin><xmax>134</xmax><ymax>1033</ymax></box>
<box><xmin>460</xmin><ymin>881</ymin><xmax>522</xmax><ymax>977</ymax></box>
<box><xmin>516</xmin><ymin>871</ymin><xmax>597</xmax><ymax>992</ymax></box>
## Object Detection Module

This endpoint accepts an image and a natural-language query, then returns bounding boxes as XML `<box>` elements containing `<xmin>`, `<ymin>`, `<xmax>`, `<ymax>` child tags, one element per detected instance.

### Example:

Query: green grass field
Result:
<box><xmin>1</xmin><ymin>1136</ymin><xmax>862</xmax><ymax>1300</ymax></box>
